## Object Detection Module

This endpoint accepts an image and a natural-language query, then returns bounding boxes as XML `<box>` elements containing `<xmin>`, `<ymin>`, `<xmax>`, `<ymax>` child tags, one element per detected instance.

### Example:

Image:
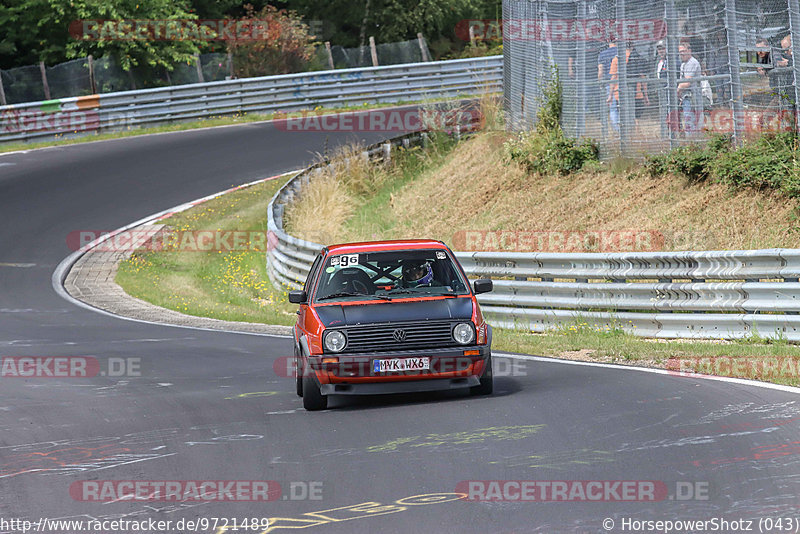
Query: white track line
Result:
<box><xmin>494</xmin><ymin>352</ymin><xmax>800</xmax><ymax>395</ymax></box>
<box><xmin>51</xmin><ymin>171</ymin><xmax>299</xmax><ymax>338</ymax></box>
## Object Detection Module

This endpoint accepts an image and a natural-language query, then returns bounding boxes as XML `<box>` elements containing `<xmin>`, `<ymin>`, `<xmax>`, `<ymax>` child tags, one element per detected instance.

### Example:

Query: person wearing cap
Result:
<box><xmin>655</xmin><ymin>41</ymin><xmax>667</xmax><ymax>79</ymax></box>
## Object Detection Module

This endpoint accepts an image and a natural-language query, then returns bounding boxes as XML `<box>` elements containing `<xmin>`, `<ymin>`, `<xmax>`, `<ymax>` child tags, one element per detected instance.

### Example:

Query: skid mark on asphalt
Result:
<box><xmin>225</xmin><ymin>391</ymin><xmax>280</xmax><ymax>400</ymax></box>
<box><xmin>489</xmin><ymin>448</ymin><xmax>616</xmax><ymax>470</ymax></box>
<box><xmin>217</xmin><ymin>493</ymin><xmax>466</xmax><ymax>534</ymax></box>
<box><xmin>0</xmin><ymin>424</ymin><xmax>266</xmax><ymax>478</ymax></box>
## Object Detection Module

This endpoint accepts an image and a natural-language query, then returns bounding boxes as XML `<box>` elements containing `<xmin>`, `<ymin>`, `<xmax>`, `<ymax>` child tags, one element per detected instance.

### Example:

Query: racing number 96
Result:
<box><xmin>333</xmin><ymin>254</ymin><xmax>359</xmax><ymax>267</ymax></box>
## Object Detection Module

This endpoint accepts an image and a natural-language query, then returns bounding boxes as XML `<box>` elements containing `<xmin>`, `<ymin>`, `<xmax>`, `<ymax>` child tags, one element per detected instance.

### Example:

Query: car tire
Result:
<box><xmin>302</xmin><ymin>374</ymin><xmax>328</xmax><ymax>411</ymax></box>
<box><xmin>295</xmin><ymin>357</ymin><xmax>303</xmax><ymax>397</ymax></box>
<box><xmin>470</xmin><ymin>355</ymin><xmax>493</xmax><ymax>396</ymax></box>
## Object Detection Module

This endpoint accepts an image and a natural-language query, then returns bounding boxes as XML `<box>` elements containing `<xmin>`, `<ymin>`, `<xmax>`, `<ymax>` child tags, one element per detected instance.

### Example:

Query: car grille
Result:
<box><xmin>341</xmin><ymin>321</ymin><xmax>457</xmax><ymax>353</ymax></box>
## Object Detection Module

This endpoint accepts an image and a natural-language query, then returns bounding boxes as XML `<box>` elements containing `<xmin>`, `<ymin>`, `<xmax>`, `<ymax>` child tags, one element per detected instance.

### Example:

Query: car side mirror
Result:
<box><xmin>288</xmin><ymin>290</ymin><xmax>307</xmax><ymax>304</ymax></box>
<box><xmin>473</xmin><ymin>279</ymin><xmax>493</xmax><ymax>294</ymax></box>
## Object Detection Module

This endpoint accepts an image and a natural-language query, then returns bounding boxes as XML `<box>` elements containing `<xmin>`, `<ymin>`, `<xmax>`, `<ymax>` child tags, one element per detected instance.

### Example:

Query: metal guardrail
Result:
<box><xmin>266</xmin><ymin>131</ymin><xmax>435</xmax><ymax>291</ymax></box>
<box><xmin>0</xmin><ymin>56</ymin><xmax>502</xmax><ymax>144</ymax></box>
<box><xmin>267</xmin><ymin>134</ymin><xmax>800</xmax><ymax>341</ymax></box>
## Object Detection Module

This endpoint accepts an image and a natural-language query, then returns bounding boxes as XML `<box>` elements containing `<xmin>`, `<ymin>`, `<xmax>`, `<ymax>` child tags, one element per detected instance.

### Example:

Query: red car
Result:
<box><xmin>289</xmin><ymin>239</ymin><xmax>494</xmax><ymax>411</ymax></box>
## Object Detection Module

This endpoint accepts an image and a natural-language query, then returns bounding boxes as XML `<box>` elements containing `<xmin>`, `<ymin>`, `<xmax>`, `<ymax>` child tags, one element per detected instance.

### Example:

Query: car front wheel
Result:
<box><xmin>470</xmin><ymin>355</ymin><xmax>493</xmax><ymax>396</ymax></box>
<box><xmin>295</xmin><ymin>357</ymin><xmax>303</xmax><ymax>397</ymax></box>
<box><xmin>302</xmin><ymin>374</ymin><xmax>328</xmax><ymax>411</ymax></box>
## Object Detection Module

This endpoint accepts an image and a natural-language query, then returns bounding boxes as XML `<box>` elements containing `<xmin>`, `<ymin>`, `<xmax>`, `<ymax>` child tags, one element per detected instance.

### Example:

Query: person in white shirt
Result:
<box><xmin>678</xmin><ymin>42</ymin><xmax>702</xmax><ymax>134</ymax></box>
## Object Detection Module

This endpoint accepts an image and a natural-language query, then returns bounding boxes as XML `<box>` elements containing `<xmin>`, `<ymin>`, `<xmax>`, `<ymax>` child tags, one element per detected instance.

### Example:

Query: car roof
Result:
<box><xmin>325</xmin><ymin>239</ymin><xmax>447</xmax><ymax>255</ymax></box>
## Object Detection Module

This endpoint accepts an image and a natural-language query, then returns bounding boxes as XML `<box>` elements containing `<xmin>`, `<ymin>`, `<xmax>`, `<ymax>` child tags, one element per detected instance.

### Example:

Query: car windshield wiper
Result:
<box><xmin>317</xmin><ymin>292</ymin><xmax>390</xmax><ymax>301</ymax></box>
<box><xmin>385</xmin><ymin>288</ymin><xmax>418</xmax><ymax>295</ymax></box>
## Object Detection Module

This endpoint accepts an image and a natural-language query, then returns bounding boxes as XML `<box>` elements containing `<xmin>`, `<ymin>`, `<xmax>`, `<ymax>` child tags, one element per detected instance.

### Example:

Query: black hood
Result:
<box><xmin>314</xmin><ymin>298</ymin><xmax>473</xmax><ymax>327</ymax></box>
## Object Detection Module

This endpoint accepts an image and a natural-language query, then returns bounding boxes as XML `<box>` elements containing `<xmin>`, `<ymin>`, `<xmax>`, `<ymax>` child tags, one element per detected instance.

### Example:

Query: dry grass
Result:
<box><xmin>283</xmin><ymin>96</ymin><xmax>798</xmax><ymax>252</ymax></box>
<box><xmin>284</xmin><ymin>174</ymin><xmax>355</xmax><ymax>244</ymax></box>
<box><xmin>383</xmin><ymin>132</ymin><xmax>798</xmax><ymax>251</ymax></box>
<box><xmin>284</xmin><ymin>144</ymin><xmax>391</xmax><ymax>244</ymax></box>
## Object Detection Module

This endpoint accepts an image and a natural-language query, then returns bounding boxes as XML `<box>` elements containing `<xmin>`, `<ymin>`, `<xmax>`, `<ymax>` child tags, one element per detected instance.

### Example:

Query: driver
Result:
<box><xmin>401</xmin><ymin>260</ymin><xmax>434</xmax><ymax>287</ymax></box>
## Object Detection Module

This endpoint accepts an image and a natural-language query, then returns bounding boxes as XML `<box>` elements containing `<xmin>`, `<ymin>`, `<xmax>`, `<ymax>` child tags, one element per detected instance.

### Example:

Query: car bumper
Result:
<box><xmin>319</xmin><ymin>376</ymin><xmax>480</xmax><ymax>395</ymax></box>
<box><xmin>308</xmin><ymin>345</ymin><xmax>490</xmax><ymax>392</ymax></box>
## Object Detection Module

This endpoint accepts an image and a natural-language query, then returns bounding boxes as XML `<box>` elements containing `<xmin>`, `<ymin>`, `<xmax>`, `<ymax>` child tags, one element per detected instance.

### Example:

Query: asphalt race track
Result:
<box><xmin>1</xmin><ymin>122</ymin><xmax>800</xmax><ymax>534</ymax></box>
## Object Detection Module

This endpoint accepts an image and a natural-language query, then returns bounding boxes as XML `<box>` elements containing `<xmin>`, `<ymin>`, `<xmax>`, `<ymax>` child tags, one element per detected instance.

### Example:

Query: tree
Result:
<box><xmin>49</xmin><ymin>0</ymin><xmax>200</xmax><ymax>72</ymax></box>
<box><xmin>228</xmin><ymin>4</ymin><xmax>317</xmax><ymax>78</ymax></box>
<box><xmin>0</xmin><ymin>0</ymin><xmax>71</xmax><ymax>69</ymax></box>
<box><xmin>284</xmin><ymin>0</ymin><xmax>497</xmax><ymax>48</ymax></box>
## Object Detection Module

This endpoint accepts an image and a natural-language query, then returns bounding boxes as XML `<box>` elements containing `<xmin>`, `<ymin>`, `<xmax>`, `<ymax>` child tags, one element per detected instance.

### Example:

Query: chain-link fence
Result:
<box><xmin>503</xmin><ymin>0</ymin><xmax>800</xmax><ymax>157</ymax></box>
<box><xmin>1</xmin><ymin>37</ymin><xmax>433</xmax><ymax>106</ymax></box>
<box><xmin>321</xmin><ymin>37</ymin><xmax>432</xmax><ymax>69</ymax></box>
<box><xmin>0</xmin><ymin>53</ymin><xmax>230</xmax><ymax>105</ymax></box>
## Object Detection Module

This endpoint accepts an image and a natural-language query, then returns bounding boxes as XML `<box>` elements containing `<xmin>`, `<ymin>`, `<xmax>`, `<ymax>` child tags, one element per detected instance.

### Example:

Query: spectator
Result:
<box><xmin>704</xmin><ymin>32</ymin><xmax>727</xmax><ymax>104</ymax></box>
<box><xmin>774</xmin><ymin>34</ymin><xmax>797</xmax><ymax>121</ymax></box>
<box><xmin>681</xmin><ymin>21</ymin><xmax>706</xmax><ymax>69</ymax></box>
<box><xmin>756</xmin><ymin>37</ymin><xmax>771</xmax><ymax>72</ymax></box>
<box><xmin>756</xmin><ymin>37</ymin><xmax>777</xmax><ymax>93</ymax></box>
<box><xmin>607</xmin><ymin>44</ymin><xmax>649</xmax><ymax>134</ymax></box>
<box><xmin>654</xmin><ymin>40</ymin><xmax>667</xmax><ymax>80</ymax></box>
<box><xmin>773</xmin><ymin>35</ymin><xmax>794</xmax><ymax>105</ymax></box>
<box><xmin>678</xmin><ymin>41</ymin><xmax>702</xmax><ymax>135</ymax></box>
<box><xmin>597</xmin><ymin>39</ymin><xmax>618</xmax><ymax>134</ymax></box>
<box><xmin>628</xmin><ymin>46</ymin><xmax>650</xmax><ymax>129</ymax></box>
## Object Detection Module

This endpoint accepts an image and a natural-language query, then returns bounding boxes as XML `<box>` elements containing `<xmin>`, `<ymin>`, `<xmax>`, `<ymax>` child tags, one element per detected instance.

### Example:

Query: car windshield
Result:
<box><xmin>314</xmin><ymin>248</ymin><xmax>470</xmax><ymax>301</ymax></box>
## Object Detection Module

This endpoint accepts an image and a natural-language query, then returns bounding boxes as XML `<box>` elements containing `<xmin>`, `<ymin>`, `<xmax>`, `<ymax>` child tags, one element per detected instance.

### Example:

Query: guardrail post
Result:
<box><xmin>39</xmin><ymin>61</ymin><xmax>51</xmax><ymax>100</ymax></box>
<box><xmin>194</xmin><ymin>54</ymin><xmax>205</xmax><ymax>83</ymax></box>
<box><xmin>417</xmin><ymin>33</ymin><xmax>430</xmax><ymax>62</ymax></box>
<box><xmin>88</xmin><ymin>55</ymin><xmax>97</xmax><ymax>94</ymax></box>
<box><xmin>0</xmin><ymin>69</ymin><xmax>6</xmax><ymax>106</ymax></box>
<box><xmin>382</xmin><ymin>142</ymin><xmax>391</xmax><ymax>164</ymax></box>
<box><xmin>369</xmin><ymin>36</ymin><xmax>379</xmax><ymax>66</ymax></box>
<box><xmin>325</xmin><ymin>42</ymin><xmax>335</xmax><ymax>69</ymax></box>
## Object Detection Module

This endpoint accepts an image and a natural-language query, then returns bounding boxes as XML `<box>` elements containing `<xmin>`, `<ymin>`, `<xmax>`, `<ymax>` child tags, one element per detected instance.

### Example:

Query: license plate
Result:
<box><xmin>373</xmin><ymin>357</ymin><xmax>430</xmax><ymax>373</ymax></box>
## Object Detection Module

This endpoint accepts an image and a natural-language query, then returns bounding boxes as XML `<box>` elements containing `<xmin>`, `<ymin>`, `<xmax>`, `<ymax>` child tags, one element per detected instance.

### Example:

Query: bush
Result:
<box><xmin>228</xmin><ymin>5</ymin><xmax>317</xmax><ymax>78</ymax></box>
<box><xmin>503</xmin><ymin>67</ymin><xmax>599</xmax><ymax>176</ymax></box>
<box><xmin>505</xmin><ymin>130</ymin><xmax>599</xmax><ymax>175</ymax></box>
<box><xmin>645</xmin><ymin>132</ymin><xmax>800</xmax><ymax>199</ymax></box>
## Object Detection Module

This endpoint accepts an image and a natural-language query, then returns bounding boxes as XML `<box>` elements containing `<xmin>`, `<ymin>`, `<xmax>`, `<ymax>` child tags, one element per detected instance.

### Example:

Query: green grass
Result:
<box><xmin>115</xmin><ymin>176</ymin><xmax>298</xmax><ymax>326</ymax></box>
<box><xmin>493</xmin><ymin>322</ymin><xmax>800</xmax><ymax>386</ymax></box>
<box><xmin>341</xmin><ymin>134</ymin><xmax>461</xmax><ymax>239</ymax></box>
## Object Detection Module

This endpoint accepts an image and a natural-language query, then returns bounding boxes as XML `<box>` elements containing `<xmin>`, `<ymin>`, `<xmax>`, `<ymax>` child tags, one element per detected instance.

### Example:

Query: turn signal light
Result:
<box><xmin>463</xmin><ymin>350</ymin><xmax>480</xmax><ymax>356</ymax></box>
<box><xmin>321</xmin><ymin>357</ymin><xmax>339</xmax><ymax>364</ymax></box>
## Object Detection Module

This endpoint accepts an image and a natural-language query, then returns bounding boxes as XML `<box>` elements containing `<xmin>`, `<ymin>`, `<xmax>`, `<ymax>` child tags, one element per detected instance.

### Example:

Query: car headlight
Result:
<box><xmin>453</xmin><ymin>323</ymin><xmax>475</xmax><ymax>345</ymax></box>
<box><xmin>324</xmin><ymin>330</ymin><xmax>347</xmax><ymax>352</ymax></box>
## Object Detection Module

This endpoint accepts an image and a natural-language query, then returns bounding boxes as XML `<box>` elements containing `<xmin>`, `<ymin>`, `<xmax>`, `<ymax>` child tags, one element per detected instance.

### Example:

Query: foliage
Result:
<box><xmin>646</xmin><ymin>132</ymin><xmax>800</xmax><ymax>198</ymax></box>
<box><xmin>535</xmin><ymin>66</ymin><xmax>562</xmax><ymax>134</ymax></box>
<box><xmin>227</xmin><ymin>4</ymin><xmax>317</xmax><ymax>78</ymax></box>
<box><xmin>502</xmin><ymin>67</ymin><xmax>599</xmax><ymax>176</ymax></box>
<box><xmin>49</xmin><ymin>0</ymin><xmax>200</xmax><ymax>72</ymax></box>
<box><xmin>284</xmin><ymin>0</ymin><xmax>497</xmax><ymax>50</ymax></box>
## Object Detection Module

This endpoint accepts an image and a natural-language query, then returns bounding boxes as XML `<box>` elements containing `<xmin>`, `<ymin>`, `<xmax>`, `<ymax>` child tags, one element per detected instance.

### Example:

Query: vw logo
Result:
<box><xmin>392</xmin><ymin>329</ymin><xmax>407</xmax><ymax>342</ymax></box>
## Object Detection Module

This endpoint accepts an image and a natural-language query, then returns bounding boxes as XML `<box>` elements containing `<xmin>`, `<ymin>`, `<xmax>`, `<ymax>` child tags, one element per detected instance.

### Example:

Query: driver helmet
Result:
<box><xmin>402</xmin><ymin>260</ymin><xmax>434</xmax><ymax>286</ymax></box>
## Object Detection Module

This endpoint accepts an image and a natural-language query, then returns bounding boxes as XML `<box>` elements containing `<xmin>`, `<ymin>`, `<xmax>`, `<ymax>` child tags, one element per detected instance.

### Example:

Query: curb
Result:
<box><xmin>52</xmin><ymin>172</ymin><xmax>298</xmax><ymax>338</ymax></box>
